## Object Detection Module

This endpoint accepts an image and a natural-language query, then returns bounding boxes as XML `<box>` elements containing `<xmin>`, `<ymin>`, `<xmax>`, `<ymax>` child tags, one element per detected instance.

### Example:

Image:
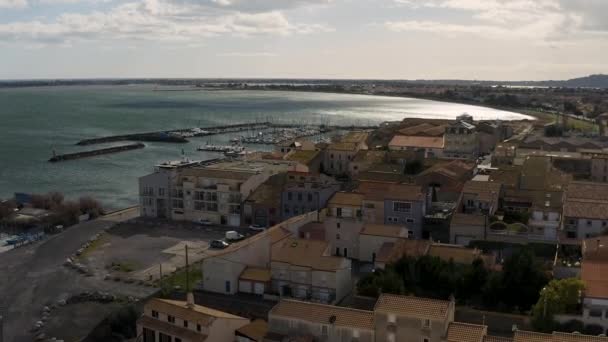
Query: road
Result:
<box><xmin>0</xmin><ymin>207</ymin><xmax>144</xmax><ymax>342</ymax></box>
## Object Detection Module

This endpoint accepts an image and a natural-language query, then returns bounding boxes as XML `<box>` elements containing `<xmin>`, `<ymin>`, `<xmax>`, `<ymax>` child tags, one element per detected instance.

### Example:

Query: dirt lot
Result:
<box><xmin>80</xmin><ymin>220</ymin><xmax>238</xmax><ymax>284</ymax></box>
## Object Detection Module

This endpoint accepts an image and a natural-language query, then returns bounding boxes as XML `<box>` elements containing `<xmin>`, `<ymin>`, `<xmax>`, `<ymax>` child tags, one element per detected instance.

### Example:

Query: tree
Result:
<box><xmin>458</xmin><ymin>258</ymin><xmax>488</xmax><ymax>301</ymax></box>
<box><xmin>501</xmin><ymin>247</ymin><xmax>549</xmax><ymax>312</ymax></box>
<box><xmin>531</xmin><ymin>278</ymin><xmax>584</xmax><ymax>332</ymax></box>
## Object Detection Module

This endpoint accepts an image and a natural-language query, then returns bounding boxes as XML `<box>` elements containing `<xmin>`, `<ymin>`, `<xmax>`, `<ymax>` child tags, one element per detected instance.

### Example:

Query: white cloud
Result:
<box><xmin>389</xmin><ymin>0</ymin><xmax>608</xmax><ymax>42</ymax></box>
<box><xmin>0</xmin><ymin>0</ymin><xmax>27</xmax><ymax>8</ymax></box>
<box><xmin>217</xmin><ymin>51</ymin><xmax>278</xmax><ymax>57</ymax></box>
<box><xmin>0</xmin><ymin>0</ymin><xmax>332</xmax><ymax>44</ymax></box>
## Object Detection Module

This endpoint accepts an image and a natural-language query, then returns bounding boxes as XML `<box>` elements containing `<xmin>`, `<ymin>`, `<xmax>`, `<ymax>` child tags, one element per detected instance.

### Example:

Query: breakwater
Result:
<box><xmin>49</xmin><ymin>143</ymin><xmax>145</xmax><ymax>162</ymax></box>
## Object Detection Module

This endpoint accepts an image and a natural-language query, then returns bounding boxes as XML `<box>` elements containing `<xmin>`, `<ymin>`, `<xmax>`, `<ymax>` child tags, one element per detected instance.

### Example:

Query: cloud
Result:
<box><xmin>389</xmin><ymin>0</ymin><xmax>608</xmax><ymax>42</ymax></box>
<box><xmin>0</xmin><ymin>0</ymin><xmax>27</xmax><ymax>8</ymax></box>
<box><xmin>217</xmin><ymin>51</ymin><xmax>278</xmax><ymax>57</ymax></box>
<box><xmin>0</xmin><ymin>0</ymin><xmax>332</xmax><ymax>44</ymax></box>
<box><xmin>188</xmin><ymin>0</ymin><xmax>332</xmax><ymax>12</ymax></box>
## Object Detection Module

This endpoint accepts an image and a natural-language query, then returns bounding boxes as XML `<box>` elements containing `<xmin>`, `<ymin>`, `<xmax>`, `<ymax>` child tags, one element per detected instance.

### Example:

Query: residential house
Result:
<box><xmin>242</xmin><ymin>173</ymin><xmax>287</xmax><ymax>227</ymax></box>
<box><xmin>357</xmin><ymin>182</ymin><xmax>428</xmax><ymax>238</ymax></box>
<box><xmin>139</xmin><ymin>159</ymin><xmax>203</xmax><ymax>219</ymax></box>
<box><xmin>388</xmin><ymin>135</ymin><xmax>445</xmax><ymax>158</ymax></box>
<box><xmin>281</xmin><ymin>172</ymin><xmax>340</xmax><ymax>221</ymax></box>
<box><xmin>358</xmin><ymin>224</ymin><xmax>409</xmax><ymax>263</ymax></box>
<box><xmin>461</xmin><ymin>181</ymin><xmax>502</xmax><ymax>215</ymax></box>
<box><xmin>324</xmin><ymin>192</ymin><xmax>365</xmax><ymax>258</ymax></box>
<box><xmin>443</xmin><ymin>116</ymin><xmax>479</xmax><ymax>160</ymax></box>
<box><xmin>574</xmin><ymin>237</ymin><xmax>608</xmax><ymax>332</ymax></box>
<box><xmin>415</xmin><ymin>160</ymin><xmax>476</xmax><ymax>202</ymax></box>
<box><xmin>324</xmin><ymin>131</ymin><xmax>369</xmax><ymax>176</ymax></box>
<box><xmin>590</xmin><ymin>153</ymin><xmax>608</xmax><ymax>183</ymax></box>
<box><xmin>201</xmin><ymin>212</ymin><xmax>318</xmax><ymax>295</ymax></box>
<box><xmin>137</xmin><ymin>296</ymin><xmax>249</xmax><ymax>342</ymax></box>
<box><xmin>267</xmin><ymin>299</ymin><xmax>375</xmax><ymax>342</ymax></box>
<box><xmin>141</xmin><ymin>160</ymin><xmax>298</xmax><ymax>226</ymax></box>
<box><xmin>428</xmin><ymin>243</ymin><xmax>495</xmax><ymax>269</ymax></box>
<box><xmin>271</xmin><ymin>238</ymin><xmax>352</xmax><ymax>304</ymax></box>
<box><xmin>374</xmin><ymin>239</ymin><xmax>431</xmax><ymax>270</ymax></box>
<box><xmin>284</xmin><ymin>149</ymin><xmax>323</xmax><ymax>174</ymax></box>
<box><xmin>492</xmin><ymin>143</ymin><xmax>517</xmax><ymax>166</ymax></box>
<box><xmin>450</xmin><ymin>213</ymin><xmax>487</xmax><ymax>246</ymax></box>
<box><xmin>349</xmin><ymin>150</ymin><xmax>387</xmax><ymax>178</ymax></box>
<box><xmin>373</xmin><ymin>294</ymin><xmax>455</xmax><ymax>342</ymax></box>
<box><xmin>275</xmin><ymin>139</ymin><xmax>316</xmax><ymax>155</ymax></box>
<box><xmin>563</xmin><ymin>181</ymin><xmax>608</xmax><ymax>243</ymax></box>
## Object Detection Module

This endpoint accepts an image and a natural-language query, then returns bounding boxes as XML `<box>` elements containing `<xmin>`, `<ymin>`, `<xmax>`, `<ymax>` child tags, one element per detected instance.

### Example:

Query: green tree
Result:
<box><xmin>531</xmin><ymin>278</ymin><xmax>584</xmax><ymax>332</ymax></box>
<box><xmin>502</xmin><ymin>248</ymin><xmax>549</xmax><ymax>311</ymax></box>
<box><xmin>458</xmin><ymin>258</ymin><xmax>488</xmax><ymax>301</ymax></box>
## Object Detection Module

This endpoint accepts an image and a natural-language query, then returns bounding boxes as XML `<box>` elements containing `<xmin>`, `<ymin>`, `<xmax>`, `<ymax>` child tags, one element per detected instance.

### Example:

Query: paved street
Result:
<box><xmin>0</xmin><ymin>207</ymin><xmax>149</xmax><ymax>342</ymax></box>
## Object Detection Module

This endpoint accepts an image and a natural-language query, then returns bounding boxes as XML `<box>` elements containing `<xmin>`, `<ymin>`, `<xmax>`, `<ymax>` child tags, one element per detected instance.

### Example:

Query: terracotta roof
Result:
<box><xmin>138</xmin><ymin>315</ymin><xmax>207</xmax><ymax>341</ymax></box>
<box><xmin>484</xmin><ymin>336</ymin><xmax>513</xmax><ymax>342</ymax></box>
<box><xmin>353</xmin><ymin>150</ymin><xmax>387</xmax><ymax>163</ymax></box>
<box><xmin>418</xmin><ymin>160</ymin><xmax>475</xmax><ymax>181</ymax></box>
<box><xmin>299</xmin><ymin>222</ymin><xmax>326</xmax><ymax>241</ymax></box>
<box><xmin>389</xmin><ymin>135</ymin><xmax>444</xmax><ymax>149</ymax></box>
<box><xmin>582</xmin><ymin>236</ymin><xmax>608</xmax><ymax>261</ymax></box>
<box><xmin>447</xmin><ymin>322</ymin><xmax>487</xmax><ymax>342</ymax></box>
<box><xmin>374</xmin><ymin>294</ymin><xmax>451</xmax><ymax>320</ymax></box>
<box><xmin>360</xmin><ymin>224</ymin><xmax>408</xmax><ymax>238</ymax></box>
<box><xmin>428</xmin><ymin>244</ymin><xmax>481</xmax><ymax>265</ymax></box>
<box><xmin>340</xmin><ymin>131</ymin><xmax>369</xmax><ymax>144</ymax></box>
<box><xmin>563</xmin><ymin>199</ymin><xmax>608</xmax><ymax>220</ymax></box>
<box><xmin>514</xmin><ymin>331</ymin><xmax>608</xmax><ymax>342</ymax></box>
<box><xmin>375</xmin><ymin>239</ymin><xmax>431</xmax><ymax>264</ymax></box>
<box><xmin>357</xmin><ymin>181</ymin><xmax>424</xmax><ymax>202</ymax></box>
<box><xmin>398</xmin><ymin>123</ymin><xmax>446</xmax><ymax>137</ymax></box>
<box><xmin>236</xmin><ymin>319</ymin><xmax>268</xmax><ymax>341</ymax></box>
<box><xmin>240</xmin><ymin>267</ymin><xmax>272</xmax><ymax>282</ymax></box>
<box><xmin>451</xmin><ymin>213</ymin><xmax>487</xmax><ymax>227</ymax></box>
<box><xmin>145</xmin><ymin>298</ymin><xmax>247</xmax><ymax>327</ymax></box>
<box><xmin>581</xmin><ymin>260</ymin><xmax>608</xmax><ymax>299</ymax></box>
<box><xmin>488</xmin><ymin>167</ymin><xmax>521</xmax><ymax>189</ymax></box>
<box><xmin>285</xmin><ymin>150</ymin><xmax>320</xmax><ymax>164</ymax></box>
<box><xmin>245</xmin><ymin>173</ymin><xmax>287</xmax><ymax>207</ymax></box>
<box><xmin>567</xmin><ymin>181</ymin><xmax>608</xmax><ymax>202</ymax></box>
<box><xmin>328</xmin><ymin>192</ymin><xmax>364</xmax><ymax>207</ymax></box>
<box><xmin>270</xmin><ymin>300</ymin><xmax>374</xmax><ymax>330</ymax></box>
<box><xmin>271</xmin><ymin>238</ymin><xmax>345</xmax><ymax>271</ymax></box>
<box><xmin>463</xmin><ymin>181</ymin><xmax>502</xmax><ymax>203</ymax></box>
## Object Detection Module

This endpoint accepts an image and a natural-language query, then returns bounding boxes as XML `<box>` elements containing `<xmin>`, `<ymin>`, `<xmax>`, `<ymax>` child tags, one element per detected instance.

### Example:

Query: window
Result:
<box><xmin>422</xmin><ymin>319</ymin><xmax>431</xmax><ymax>328</ymax></box>
<box><xmin>183</xmin><ymin>320</ymin><xmax>188</xmax><ymax>328</ymax></box>
<box><xmin>308</xmin><ymin>193</ymin><xmax>313</xmax><ymax>202</ymax></box>
<box><xmin>423</xmin><ymin>339</ymin><xmax>430</xmax><ymax>342</ymax></box>
<box><xmin>322</xmin><ymin>325</ymin><xmax>328</xmax><ymax>336</ymax></box>
<box><xmin>197</xmin><ymin>324</ymin><xmax>202</xmax><ymax>332</ymax></box>
<box><xmin>287</xmin><ymin>192</ymin><xmax>293</xmax><ymax>201</ymax></box>
<box><xmin>336</xmin><ymin>208</ymin><xmax>342</xmax><ymax>217</ymax></box>
<box><xmin>298</xmin><ymin>193</ymin><xmax>303</xmax><ymax>201</ymax></box>
<box><xmin>604</xmin><ymin>221</ymin><xmax>607</xmax><ymax>227</ymax></box>
<box><xmin>152</xmin><ymin>310</ymin><xmax>158</xmax><ymax>318</ymax></box>
<box><xmin>175</xmin><ymin>339</ymin><xmax>182</xmax><ymax>342</ymax></box>
<box><xmin>406</xmin><ymin>218</ymin><xmax>415</xmax><ymax>224</ymax></box>
<box><xmin>158</xmin><ymin>188</ymin><xmax>165</xmax><ymax>196</ymax></box>
<box><xmin>393</xmin><ymin>201</ymin><xmax>412</xmax><ymax>213</ymax></box>
<box><xmin>159</xmin><ymin>332</ymin><xmax>172</xmax><ymax>342</ymax></box>
<box><xmin>588</xmin><ymin>220</ymin><xmax>593</xmax><ymax>226</ymax></box>
<box><xmin>167</xmin><ymin>315</ymin><xmax>175</xmax><ymax>323</ymax></box>
<box><xmin>336</xmin><ymin>233</ymin><xmax>341</xmax><ymax>240</ymax></box>
<box><xmin>364</xmin><ymin>203</ymin><xmax>375</xmax><ymax>209</ymax></box>
<box><xmin>284</xmin><ymin>206</ymin><xmax>290</xmax><ymax>214</ymax></box>
<box><xmin>337</xmin><ymin>222</ymin><xmax>341</xmax><ymax>229</ymax></box>
<box><xmin>172</xmin><ymin>199</ymin><xmax>184</xmax><ymax>209</ymax></box>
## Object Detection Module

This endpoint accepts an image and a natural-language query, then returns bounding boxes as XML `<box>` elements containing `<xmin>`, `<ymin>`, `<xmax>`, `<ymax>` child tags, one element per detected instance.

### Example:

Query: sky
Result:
<box><xmin>0</xmin><ymin>0</ymin><xmax>607</xmax><ymax>80</ymax></box>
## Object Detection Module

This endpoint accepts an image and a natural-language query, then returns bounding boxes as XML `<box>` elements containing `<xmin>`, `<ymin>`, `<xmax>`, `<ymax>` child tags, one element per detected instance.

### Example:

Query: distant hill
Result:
<box><xmin>540</xmin><ymin>74</ymin><xmax>608</xmax><ymax>88</ymax></box>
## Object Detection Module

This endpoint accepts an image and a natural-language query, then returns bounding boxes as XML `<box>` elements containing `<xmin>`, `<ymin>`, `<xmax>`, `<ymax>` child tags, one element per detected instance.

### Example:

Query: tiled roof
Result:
<box><xmin>447</xmin><ymin>322</ymin><xmax>487</xmax><ymax>342</ymax></box>
<box><xmin>581</xmin><ymin>260</ymin><xmax>608</xmax><ymax>299</ymax></box>
<box><xmin>451</xmin><ymin>213</ymin><xmax>487</xmax><ymax>227</ymax></box>
<box><xmin>270</xmin><ymin>299</ymin><xmax>374</xmax><ymax>330</ymax></box>
<box><xmin>245</xmin><ymin>173</ymin><xmax>287</xmax><ymax>207</ymax></box>
<box><xmin>357</xmin><ymin>181</ymin><xmax>424</xmax><ymax>202</ymax></box>
<box><xmin>428</xmin><ymin>244</ymin><xmax>481</xmax><ymax>265</ymax></box>
<box><xmin>463</xmin><ymin>181</ymin><xmax>502</xmax><ymax>203</ymax></box>
<box><xmin>484</xmin><ymin>336</ymin><xmax>513</xmax><ymax>342</ymax></box>
<box><xmin>145</xmin><ymin>298</ymin><xmax>247</xmax><ymax>326</ymax></box>
<box><xmin>567</xmin><ymin>182</ymin><xmax>608</xmax><ymax>202</ymax></box>
<box><xmin>286</xmin><ymin>150</ymin><xmax>320</xmax><ymax>164</ymax></box>
<box><xmin>341</xmin><ymin>131</ymin><xmax>369</xmax><ymax>144</ymax></box>
<box><xmin>236</xmin><ymin>319</ymin><xmax>268</xmax><ymax>341</ymax></box>
<box><xmin>138</xmin><ymin>315</ymin><xmax>208</xmax><ymax>341</ymax></box>
<box><xmin>240</xmin><ymin>267</ymin><xmax>272</xmax><ymax>282</ymax></box>
<box><xmin>398</xmin><ymin>123</ymin><xmax>446</xmax><ymax>137</ymax></box>
<box><xmin>514</xmin><ymin>331</ymin><xmax>608</xmax><ymax>342</ymax></box>
<box><xmin>418</xmin><ymin>160</ymin><xmax>475</xmax><ymax>182</ymax></box>
<box><xmin>271</xmin><ymin>238</ymin><xmax>345</xmax><ymax>271</ymax></box>
<box><xmin>582</xmin><ymin>236</ymin><xmax>608</xmax><ymax>261</ymax></box>
<box><xmin>375</xmin><ymin>239</ymin><xmax>431</xmax><ymax>264</ymax></box>
<box><xmin>328</xmin><ymin>192</ymin><xmax>364</xmax><ymax>207</ymax></box>
<box><xmin>328</xmin><ymin>142</ymin><xmax>359</xmax><ymax>151</ymax></box>
<box><xmin>389</xmin><ymin>135</ymin><xmax>445</xmax><ymax>149</ymax></box>
<box><xmin>563</xmin><ymin>199</ymin><xmax>608</xmax><ymax>220</ymax></box>
<box><xmin>353</xmin><ymin>150</ymin><xmax>387</xmax><ymax>163</ymax></box>
<box><xmin>374</xmin><ymin>294</ymin><xmax>451</xmax><ymax>320</ymax></box>
<box><xmin>360</xmin><ymin>224</ymin><xmax>408</xmax><ymax>238</ymax></box>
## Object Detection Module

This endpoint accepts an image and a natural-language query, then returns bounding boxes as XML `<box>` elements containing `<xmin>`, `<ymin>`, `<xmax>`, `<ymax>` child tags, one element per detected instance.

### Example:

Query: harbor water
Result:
<box><xmin>0</xmin><ymin>85</ymin><xmax>532</xmax><ymax>208</ymax></box>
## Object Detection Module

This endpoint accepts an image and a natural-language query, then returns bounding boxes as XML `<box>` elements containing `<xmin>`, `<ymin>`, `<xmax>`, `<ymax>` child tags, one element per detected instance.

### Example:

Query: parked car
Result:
<box><xmin>210</xmin><ymin>240</ymin><xmax>229</xmax><ymax>249</ymax></box>
<box><xmin>225</xmin><ymin>231</ymin><xmax>244</xmax><ymax>242</ymax></box>
<box><xmin>193</xmin><ymin>218</ymin><xmax>213</xmax><ymax>226</ymax></box>
<box><xmin>248</xmin><ymin>224</ymin><xmax>266</xmax><ymax>232</ymax></box>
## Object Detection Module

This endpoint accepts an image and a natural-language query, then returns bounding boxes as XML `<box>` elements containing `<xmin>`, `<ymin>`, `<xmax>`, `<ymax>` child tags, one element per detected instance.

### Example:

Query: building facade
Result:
<box><xmin>281</xmin><ymin>172</ymin><xmax>340</xmax><ymax>221</ymax></box>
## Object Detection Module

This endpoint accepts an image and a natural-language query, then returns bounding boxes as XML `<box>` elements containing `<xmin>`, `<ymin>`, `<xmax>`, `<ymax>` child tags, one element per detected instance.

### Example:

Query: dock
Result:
<box><xmin>49</xmin><ymin>143</ymin><xmax>145</xmax><ymax>162</ymax></box>
<box><xmin>77</xmin><ymin>132</ymin><xmax>187</xmax><ymax>146</ymax></box>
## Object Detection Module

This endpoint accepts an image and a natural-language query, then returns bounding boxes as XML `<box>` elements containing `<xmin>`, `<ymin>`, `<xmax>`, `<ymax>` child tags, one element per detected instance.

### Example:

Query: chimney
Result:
<box><xmin>186</xmin><ymin>292</ymin><xmax>195</xmax><ymax>309</ymax></box>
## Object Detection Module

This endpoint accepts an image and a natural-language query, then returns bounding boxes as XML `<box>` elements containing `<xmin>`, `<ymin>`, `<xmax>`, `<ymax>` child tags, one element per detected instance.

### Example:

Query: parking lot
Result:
<box><xmin>81</xmin><ymin>218</ymin><xmax>254</xmax><ymax>283</ymax></box>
